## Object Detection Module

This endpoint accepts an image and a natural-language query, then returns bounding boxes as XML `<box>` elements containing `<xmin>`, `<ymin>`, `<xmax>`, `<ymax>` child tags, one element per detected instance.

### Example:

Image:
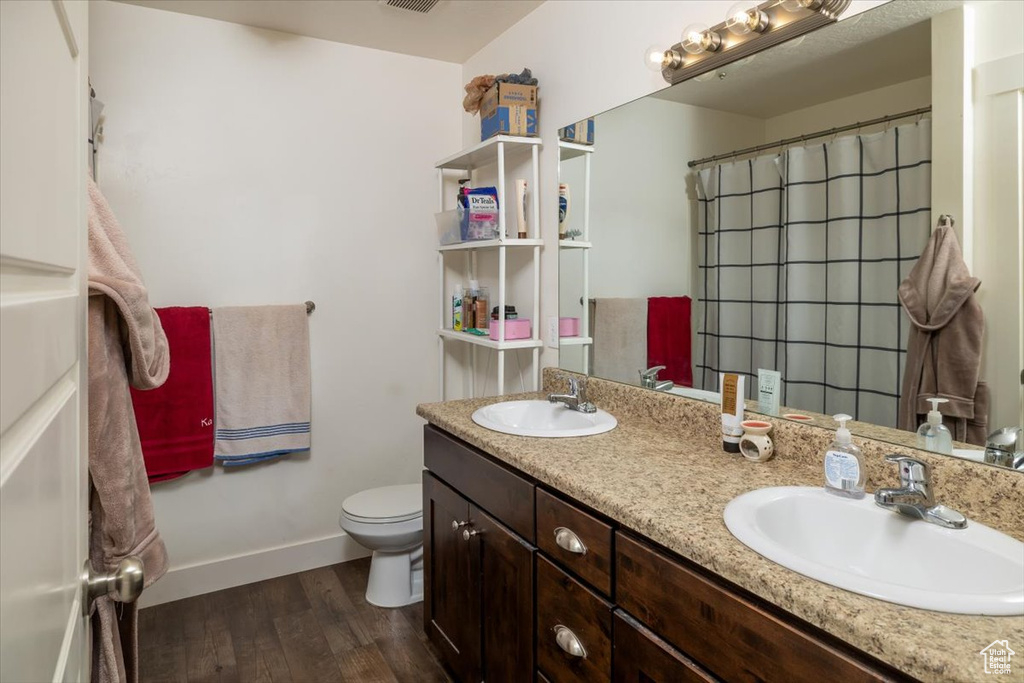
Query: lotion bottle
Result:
<box><xmin>916</xmin><ymin>398</ymin><xmax>952</xmax><ymax>454</ymax></box>
<box><xmin>824</xmin><ymin>414</ymin><xmax>865</xmax><ymax>498</ymax></box>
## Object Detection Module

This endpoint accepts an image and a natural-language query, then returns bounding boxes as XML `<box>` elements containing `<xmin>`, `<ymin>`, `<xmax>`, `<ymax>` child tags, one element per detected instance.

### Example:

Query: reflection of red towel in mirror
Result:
<box><xmin>130</xmin><ymin>306</ymin><xmax>214</xmax><ymax>482</ymax></box>
<box><xmin>647</xmin><ymin>296</ymin><xmax>692</xmax><ymax>388</ymax></box>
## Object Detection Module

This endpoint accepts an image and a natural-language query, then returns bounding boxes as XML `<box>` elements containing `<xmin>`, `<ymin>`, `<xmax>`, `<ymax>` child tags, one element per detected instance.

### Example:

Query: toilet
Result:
<box><xmin>339</xmin><ymin>483</ymin><xmax>423</xmax><ymax>608</ymax></box>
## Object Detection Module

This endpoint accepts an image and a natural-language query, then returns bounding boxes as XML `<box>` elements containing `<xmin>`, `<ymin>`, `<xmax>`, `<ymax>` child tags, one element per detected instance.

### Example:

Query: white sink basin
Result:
<box><xmin>724</xmin><ymin>487</ymin><xmax>1024</xmax><ymax>615</ymax></box>
<box><xmin>471</xmin><ymin>400</ymin><xmax>617</xmax><ymax>438</ymax></box>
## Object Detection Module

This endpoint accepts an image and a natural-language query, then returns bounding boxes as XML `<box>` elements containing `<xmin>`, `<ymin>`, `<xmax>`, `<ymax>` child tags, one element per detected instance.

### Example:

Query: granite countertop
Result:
<box><xmin>417</xmin><ymin>390</ymin><xmax>1024</xmax><ymax>683</ymax></box>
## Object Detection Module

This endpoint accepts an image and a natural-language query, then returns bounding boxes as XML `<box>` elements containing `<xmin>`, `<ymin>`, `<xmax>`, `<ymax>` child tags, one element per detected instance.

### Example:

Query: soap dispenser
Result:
<box><xmin>916</xmin><ymin>398</ymin><xmax>953</xmax><ymax>455</ymax></box>
<box><xmin>824</xmin><ymin>414</ymin><xmax>865</xmax><ymax>499</ymax></box>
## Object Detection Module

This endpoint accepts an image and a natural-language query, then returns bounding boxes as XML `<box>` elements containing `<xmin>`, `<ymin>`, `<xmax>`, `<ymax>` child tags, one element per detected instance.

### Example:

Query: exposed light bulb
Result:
<box><xmin>726</xmin><ymin>2</ymin><xmax>770</xmax><ymax>36</ymax></box>
<box><xmin>680</xmin><ymin>23</ymin><xmax>722</xmax><ymax>55</ymax></box>
<box><xmin>643</xmin><ymin>44</ymin><xmax>682</xmax><ymax>72</ymax></box>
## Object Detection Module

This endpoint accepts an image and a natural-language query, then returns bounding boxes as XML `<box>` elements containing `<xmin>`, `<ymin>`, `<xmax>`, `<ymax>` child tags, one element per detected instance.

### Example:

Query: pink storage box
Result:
<box><xmin>489</xmin><ymin>318</ymin><xmax>532</xmax><ymax>341</ymax></box>
<box><xmin>559</xmin><ymin>317</ymin><xmax>580</xmax><ymax>337</ymax></box>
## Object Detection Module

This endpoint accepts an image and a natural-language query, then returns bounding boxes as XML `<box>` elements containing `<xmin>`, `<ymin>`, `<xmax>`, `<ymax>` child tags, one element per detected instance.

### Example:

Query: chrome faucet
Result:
<box><xmin>874</xmin><ymin>454</ymin><xmax>967</xmax><ymax>529</ymax></box>
<box><xmin>639</xmin><ymin>366</ymin><xmax>673</xmax><ymax>392</ymax></box>
<box><xmin>548</xmin><ymin>376</ymin><xmax>597</xmax><ymax>414</ymax></box>
<box><xmin>985</xmin><ymin>427</ymin><xmax>1024</xmax><ymax>470</ymax></box>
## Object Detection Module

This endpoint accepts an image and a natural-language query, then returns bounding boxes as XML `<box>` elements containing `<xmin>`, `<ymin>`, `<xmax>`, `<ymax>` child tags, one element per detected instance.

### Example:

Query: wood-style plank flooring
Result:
<box><xmin>139</xmin><ymin>558</ymin><xmax>452</xmax><ymax>683</ymax></box>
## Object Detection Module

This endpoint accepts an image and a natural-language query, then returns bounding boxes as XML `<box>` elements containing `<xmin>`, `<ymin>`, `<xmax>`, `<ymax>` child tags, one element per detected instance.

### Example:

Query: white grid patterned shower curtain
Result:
<box><xmin>695</xmin><ymin>120</ymin><xmax>932</xmax><ymax>427</ymax></box>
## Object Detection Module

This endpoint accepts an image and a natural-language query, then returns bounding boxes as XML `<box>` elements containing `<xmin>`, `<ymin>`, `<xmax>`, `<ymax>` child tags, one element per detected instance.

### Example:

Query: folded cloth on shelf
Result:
<box><xmin>211</xmin><ymin>304</ymin><xmax>311</xmax><ymax>465</ymax></box>
<box><xmin>592</xmin><ymin>298</ymin><xmax>648</xmax><ymax>386</ymax></box>
<box><xmin>130</xmin><ymin>306</ymin><xmax>214</xmax><ymax>482</ymax></box>
<box><xmin>647</xmin><ymin>296</ymin><xmax>693</xmax><ymax>388</ymax></box>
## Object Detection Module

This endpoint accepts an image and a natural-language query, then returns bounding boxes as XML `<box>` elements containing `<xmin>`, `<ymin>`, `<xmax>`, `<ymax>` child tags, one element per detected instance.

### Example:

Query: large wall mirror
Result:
<box><xmin>558</xmin><ymin>0</ymin><xmax>1023</xmax><ymax>470</ymax></box>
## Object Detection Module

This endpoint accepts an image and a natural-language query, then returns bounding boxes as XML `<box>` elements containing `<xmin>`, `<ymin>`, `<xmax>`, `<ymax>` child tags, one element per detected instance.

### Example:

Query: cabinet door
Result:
<box><xmin>470</xmin><ymin>504</ymin><xmax>535</xmax><ymax>682</ymax></box>
<box><xmin>612</xmin><ymin>611</ymin><xmax>717</xmax><ymax>683</ymax></box>
<box><xmin>424</xmin><ymin>472</ymin><xmax>479</xmax><ymax>682</ymax></box>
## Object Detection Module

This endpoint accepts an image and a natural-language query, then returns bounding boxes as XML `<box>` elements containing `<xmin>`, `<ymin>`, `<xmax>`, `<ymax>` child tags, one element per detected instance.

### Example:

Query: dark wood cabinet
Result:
<box><xmin>423</xmin><ymin>428</ymin><xmax>536</xmax><ymax>683</ymax></box>
<box><xmin>536</xmin><ymin>556</ymin><xmax>613</xmax><ymax>683</ymax></box>
<box><xmin>472</xmin><ymin>505</ymin><xmax>535</xmax><ymax>682</ymax></box>
<box><xmin>423</xmin><ymin>472</ymin><xmax>479</xmax><ymax>682</ymax></box>
<box><xmin>423</xmin><ymin>425</ymin><xmax>913</xmax><ymax>683</ymax></box>
<box><xmin>612</xmin><ymin>611</ymin><xmax>717</xmax><ymax>683</ymax></box>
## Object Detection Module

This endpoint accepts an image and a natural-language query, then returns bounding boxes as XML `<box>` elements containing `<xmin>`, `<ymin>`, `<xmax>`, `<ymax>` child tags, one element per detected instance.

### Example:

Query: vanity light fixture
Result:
<box><xmin>649</xmin><ymin>0</ymin><xmax>851</xmax><ymax>85</ymax></box>
<box><xmin>681</xmin><ymin>23</ymin><xmax>722</xmax><ymax>55</ymax></box>
<box><xmin>726</xmin><ymin>2</ymin><xmax>770</xmax><ymax>36</ymax></box>
<box><xmin>780</xmin><ymin>0</ymin><xmax>824</xmax><ymax>12</ymax></box>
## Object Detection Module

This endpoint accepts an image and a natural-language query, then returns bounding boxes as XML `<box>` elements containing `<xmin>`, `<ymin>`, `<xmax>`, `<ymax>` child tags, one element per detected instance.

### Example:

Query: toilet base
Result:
<box><xmin>365</xmin><ymin>546</ymin><xmax>424</xmax><ymax>608</ymax></box>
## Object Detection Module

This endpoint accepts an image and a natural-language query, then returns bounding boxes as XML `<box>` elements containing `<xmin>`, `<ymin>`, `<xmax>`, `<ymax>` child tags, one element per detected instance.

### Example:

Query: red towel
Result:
<box><xmin>130</xmin><ymin>307</ymin><xmax>214</xmax><ymax>482</ymax></box>
<box><xmin>647</xmin><ymin>296</ymin><xmax>693</xmax><ymax>388</ymax></box>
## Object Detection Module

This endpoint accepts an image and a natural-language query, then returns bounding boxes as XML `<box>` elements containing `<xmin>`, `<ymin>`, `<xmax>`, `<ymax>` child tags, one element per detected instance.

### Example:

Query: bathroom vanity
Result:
<box><xmin>417</xmin><ymin>374</ymin><xmax>1024</xmax><ymax>683</ymax></box>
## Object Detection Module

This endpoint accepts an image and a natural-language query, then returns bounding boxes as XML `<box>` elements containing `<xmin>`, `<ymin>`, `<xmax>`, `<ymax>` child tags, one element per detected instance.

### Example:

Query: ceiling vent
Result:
<box><xmin>379</xmin><ymin>0</ymin><xmax>440</xmax><ymax>13</ymax></box>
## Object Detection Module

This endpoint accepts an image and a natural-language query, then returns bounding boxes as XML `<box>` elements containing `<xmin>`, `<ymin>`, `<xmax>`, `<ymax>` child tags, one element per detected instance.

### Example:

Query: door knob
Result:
<box><xmin>463</xmin><ymin>528</ymin><xmax>480</xmax><ymax>541</ymax></box>
<box><xmin>452</xmin><ymin>519</ymin><xmax>469</xmax><ymax>531</ymax></box>
<box><xmin>82</xmin><ymin>556</ymin><xmax>144</xmax><ymax>615</ymax></box>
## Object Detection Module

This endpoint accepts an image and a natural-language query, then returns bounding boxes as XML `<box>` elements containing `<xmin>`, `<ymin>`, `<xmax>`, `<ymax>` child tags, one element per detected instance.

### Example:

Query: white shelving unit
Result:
<box><xmin>436</xmin><ymin>135</ymin><xmax>543</xmax><ymax>400</ymax></box>
<box><xmin>557</xmin><ymin>140</ymin><xmax>594</xmax><ymax>374</ymax></box>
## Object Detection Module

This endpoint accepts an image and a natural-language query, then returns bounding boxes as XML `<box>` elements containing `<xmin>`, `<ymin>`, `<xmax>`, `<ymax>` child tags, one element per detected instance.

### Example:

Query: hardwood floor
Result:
<box><xmin>139</xmin><ymin>558</ymin><xmax>453</xmax><ymax>683</ymax></box>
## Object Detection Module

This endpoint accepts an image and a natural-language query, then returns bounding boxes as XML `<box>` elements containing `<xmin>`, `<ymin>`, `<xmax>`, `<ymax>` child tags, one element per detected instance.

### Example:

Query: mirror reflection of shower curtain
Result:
<box><xmin>695</xmin><ymin>120</ymin><xmax>932</xmax><ymax>427</ymax></box>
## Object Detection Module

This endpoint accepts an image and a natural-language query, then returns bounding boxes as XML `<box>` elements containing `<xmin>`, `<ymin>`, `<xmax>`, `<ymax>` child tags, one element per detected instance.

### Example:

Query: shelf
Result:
<box><xmin>558</xmin><ymin>239</ymin><xmax>592</xmax><ymax>249</ymax></box>
<box><xmin>436</xmin><ymin>136</ymin><xmax>543</xmax><ymax>171</ymax></box>
<box><xmin>558</xmin><ymin>141</ymin><xmax>596</xmax><ymax>160</ymax></box>
<box><xmin>558</xmin><ymin>336</ymin><xmax>593</xmax><ymax>346</ymax></box>
<box><xmin>439</xmin><ymin>238</ymin><xmax>543</xmax><ymax>252</ymax></box>
<box><xmin>438</xmin><ymin>328</ymin><xmax>544</xmax><ymax>350</ymax></box>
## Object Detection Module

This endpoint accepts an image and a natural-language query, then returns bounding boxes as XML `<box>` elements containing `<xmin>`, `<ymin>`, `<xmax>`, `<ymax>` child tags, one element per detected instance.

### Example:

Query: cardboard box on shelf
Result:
<box><xmin>480</xmin><ymin>82</ymin><xmax>538</xmax><ymax>140</ymax></box>
<box><xmin>559</xmin><ymin>118</ymin><xmax>595</xmax><ymax>145</ymax></box>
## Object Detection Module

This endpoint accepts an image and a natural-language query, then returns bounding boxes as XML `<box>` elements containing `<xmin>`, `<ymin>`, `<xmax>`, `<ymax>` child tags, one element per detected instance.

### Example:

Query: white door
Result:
<box><xmin>0</xmin><ymin>1</ymin><xmax>92</xmax><ymax>681</ymax></box>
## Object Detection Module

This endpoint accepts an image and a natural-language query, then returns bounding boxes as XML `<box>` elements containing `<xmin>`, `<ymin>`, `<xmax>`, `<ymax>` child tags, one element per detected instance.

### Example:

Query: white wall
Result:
<box><xmin>89</xmin><ymin>0</ymin><xmax>462</xmax><ymax>604</ymax></box>
<box><xmin>764</xmin><ymin>76</ymin><xmax>932</xmax><ymax>141</ymax></box>
<box><xmin>969</xmin><ymin>0</ymin><xmax>1024</xmax><ymax>431</ymax></box>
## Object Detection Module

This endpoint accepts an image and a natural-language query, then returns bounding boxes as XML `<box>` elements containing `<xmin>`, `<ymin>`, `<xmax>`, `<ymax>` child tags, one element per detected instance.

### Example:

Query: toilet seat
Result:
<box><xmin>342</xmin><ymin>483</ymin><xmax>422</xmax><ymax>524</ymax></box>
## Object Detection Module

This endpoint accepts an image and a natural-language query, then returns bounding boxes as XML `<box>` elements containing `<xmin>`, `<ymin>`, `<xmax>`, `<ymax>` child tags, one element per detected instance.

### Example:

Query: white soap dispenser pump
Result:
<box><xmin>824</xmin><ymin>414</ymin><xmax>865</xmax><ymax>499</ymax></box>
<box><xmin>916</xmin><ymin>397</ymin><xmax>953</xmax><ymax>455</ymax></box>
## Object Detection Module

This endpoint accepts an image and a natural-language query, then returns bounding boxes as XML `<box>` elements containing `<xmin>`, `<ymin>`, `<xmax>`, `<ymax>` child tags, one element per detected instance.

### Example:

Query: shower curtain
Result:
<box><xmin>695</xmin><ymin>120</ymin><xmax>932</xmax><ymax>427</ymax></box>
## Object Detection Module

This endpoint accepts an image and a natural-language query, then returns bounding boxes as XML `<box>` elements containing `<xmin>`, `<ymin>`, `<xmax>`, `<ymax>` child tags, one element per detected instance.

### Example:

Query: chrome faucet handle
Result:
<box><xmin>884</xmin><ymin>454</ymin><xmax>930</xmax><ymax>487</ymax></box>
<box><xmin>566</xmin><ymin>376</ymin><xmax>581</xmax><ymax>396</ymax></box>
<box><xmin>640</xmin><ymin>365</ymin><xmax>666</xmax><ymax>380</ymax></box>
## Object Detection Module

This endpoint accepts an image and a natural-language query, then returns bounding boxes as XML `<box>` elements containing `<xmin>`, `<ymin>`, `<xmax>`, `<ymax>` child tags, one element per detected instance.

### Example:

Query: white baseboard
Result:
<box><xmin>139</xmin><ymin>532</ymin><xmax>371</xmax><ymax>608</ymax></box>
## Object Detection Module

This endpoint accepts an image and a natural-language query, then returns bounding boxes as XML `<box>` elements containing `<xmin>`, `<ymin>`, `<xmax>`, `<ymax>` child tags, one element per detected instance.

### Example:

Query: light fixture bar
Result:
<box><xmin>659</xmin><ymin>0</ymin><xmax>851</xmax><ymax>85</ymax></box>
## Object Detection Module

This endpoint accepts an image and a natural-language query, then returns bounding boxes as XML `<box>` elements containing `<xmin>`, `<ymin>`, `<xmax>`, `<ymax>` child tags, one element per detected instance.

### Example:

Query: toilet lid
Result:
<box><xmin>342</xmin><ymin>483</ymin><xmax>422</xmax><ymax>523</ymax></box>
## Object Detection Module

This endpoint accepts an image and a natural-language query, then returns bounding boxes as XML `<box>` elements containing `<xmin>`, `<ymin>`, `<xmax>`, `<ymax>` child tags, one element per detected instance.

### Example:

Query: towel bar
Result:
<box><xmin>206</xmin><ymin>301</ymin><xmax>315</xmax><ymax>316</ymax></box>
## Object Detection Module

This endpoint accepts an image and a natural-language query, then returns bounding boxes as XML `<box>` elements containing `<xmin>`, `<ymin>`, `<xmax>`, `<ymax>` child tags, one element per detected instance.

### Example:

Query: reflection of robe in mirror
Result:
<box><xmin>898</xmin><ymin>223</ymin><xmax>988</xmax><ymax>445</ymax></box>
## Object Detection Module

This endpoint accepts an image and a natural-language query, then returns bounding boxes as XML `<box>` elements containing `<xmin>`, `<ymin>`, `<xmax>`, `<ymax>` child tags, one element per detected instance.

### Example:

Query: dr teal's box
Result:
<box><xmin>480</xmin><ymin>82</ymin><xmax>538</xmax><ymax>141</ymax></box>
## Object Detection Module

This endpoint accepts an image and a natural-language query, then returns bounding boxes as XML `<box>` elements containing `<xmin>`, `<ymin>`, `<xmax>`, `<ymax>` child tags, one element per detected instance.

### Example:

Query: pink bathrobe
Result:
<box><xmin>898</xmin><ymin>224</ymin><xmax>989</xmax><ymax>445</ymax></box>
<box><xmin>87</xmin><ymin>177</ymin><xmax>170</xmax><ymax>683</ymax></box>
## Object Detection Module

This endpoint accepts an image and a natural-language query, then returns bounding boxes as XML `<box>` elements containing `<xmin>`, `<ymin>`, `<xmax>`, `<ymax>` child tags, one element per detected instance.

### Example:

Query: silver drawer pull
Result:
<box><xmin>553</xmin><ymin>625</ymin><xmax>587</xmax><ymax>658</ymax></box>
<box><xmin>554</xmin><ymin>527</ymin><xmax>587</xmax><ymax>555</ymax></box>
<box><xmin>452</xmin><ymin>519</ymin><xmax>468</xmax><ymax>531</ymax></box>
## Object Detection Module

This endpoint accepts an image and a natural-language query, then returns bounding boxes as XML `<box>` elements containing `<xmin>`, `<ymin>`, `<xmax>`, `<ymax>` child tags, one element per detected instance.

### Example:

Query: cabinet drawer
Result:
<box><xmin>536</xmin><ymin>487</ymin><xmax>613</xmax><ymax>596</ymax></box>
<box><xmin>424</xmin><ymin>425</ymin><xmax>535</xmax><ymax>542</ymax></box>
<box><xmin>612</xmin><ymin>610</ymin><xmax>717</xmax><ymax>683</ymax></box>
<box><xmin>615</xmin><ymin>532</ymin><xmax>905</xmax><ymax>683</ymax></box>
<box><xmin>536</xmin><ymin>555</ymin><xmax>613</xmax><ymax>683</ymax></box>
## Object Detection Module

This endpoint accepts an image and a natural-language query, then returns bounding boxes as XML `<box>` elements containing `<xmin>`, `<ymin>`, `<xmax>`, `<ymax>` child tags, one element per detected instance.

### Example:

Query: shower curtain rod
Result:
<box><xmin>687</xmin><ymin>106</ymin><xmax>932</xmax><ymax>168</ymax></box>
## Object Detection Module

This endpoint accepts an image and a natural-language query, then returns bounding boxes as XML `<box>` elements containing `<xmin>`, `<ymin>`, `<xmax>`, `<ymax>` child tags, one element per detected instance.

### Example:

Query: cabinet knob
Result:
<box><xmin>463</xmin><ymin>528</ymin><xmax>480</xmax><ymax>541</ymax></box>
<box><xmin>452</xmin><ymin>520</ymin><xmax>469</xmax><ymax>531</ymax></box>
<box><xmin>553</xmin><ymin>625</ymin><xmax>587</xmax><ymax>658</ymax></box>
<box><xmin>554</xmin><ymin>527</ymin><xmax>588</xmax><ymax>555</ymax></box>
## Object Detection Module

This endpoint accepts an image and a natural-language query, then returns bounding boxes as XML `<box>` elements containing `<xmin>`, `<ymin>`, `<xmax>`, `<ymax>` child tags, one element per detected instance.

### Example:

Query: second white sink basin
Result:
<box><xmin>724</xmin><ymin>486</ymin><xmax>1024</xmax><ymax>615</ymax></box>
<box><xmin>472</xmin><ymin>400</ymin><xmax>617</xmax><ymax>438</ymax></box>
